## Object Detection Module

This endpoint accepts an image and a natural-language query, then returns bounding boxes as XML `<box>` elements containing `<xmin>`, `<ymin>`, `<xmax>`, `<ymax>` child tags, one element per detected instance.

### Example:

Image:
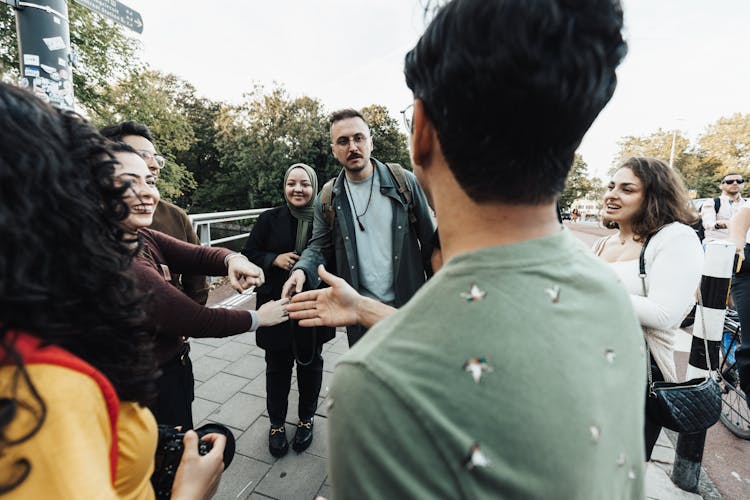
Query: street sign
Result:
<box><xmin>72</xmin><ymin>0</ymin><xmax>143</xmax><ymax>34</ymax></box>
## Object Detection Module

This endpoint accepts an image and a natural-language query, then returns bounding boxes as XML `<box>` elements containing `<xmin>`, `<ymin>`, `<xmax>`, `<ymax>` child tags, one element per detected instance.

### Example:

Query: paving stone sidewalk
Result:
<box><xmin>193</xmin><ymin>285</ymin><xmax>347</xmax><ymax>500</ymax></box>
<box><xmin>199</xmin><ymin>287</ymin><xmax>719</xmax><ymax>499</ymax></box>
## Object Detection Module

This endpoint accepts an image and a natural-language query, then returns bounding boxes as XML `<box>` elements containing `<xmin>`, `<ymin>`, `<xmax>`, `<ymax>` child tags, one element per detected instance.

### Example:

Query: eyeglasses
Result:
<box><xmin>136</xmin><ymin>149</ymin><xmax>165</xmax><ymax>169</ymax></box>
<box><xmin>333</xmin><ymin>134</ymin><xmax>369</xmax><ymax>148</ymax></box>
<box><xmin>400</xmin><ymin>103</ymin><xmax>414</xmax><ymax>133</ymax></box>
<box><xmin>723</xmin><ymin>179</ymin><xmax>744</xmax><ymax>185</ymax></box>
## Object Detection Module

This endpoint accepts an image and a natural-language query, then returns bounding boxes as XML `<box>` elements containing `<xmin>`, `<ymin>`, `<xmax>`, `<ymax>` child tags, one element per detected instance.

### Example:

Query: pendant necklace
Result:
<box><xmin>344</xmin><ymin>169</ymin><xmax>376</xmax><ymax>231</ymax></box>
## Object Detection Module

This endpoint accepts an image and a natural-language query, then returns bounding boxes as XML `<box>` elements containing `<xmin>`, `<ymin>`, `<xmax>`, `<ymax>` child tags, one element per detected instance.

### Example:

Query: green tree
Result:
<box><xmin>196</xmin><ymin>85</ymin><xmax>336</xmax><ymax>211</ymax></box>
<box><xmin>613</xmin><ymin>128</ymin><xmax>691</xmax><ymax>174</ymax></box>
<box><xmin>361</xmin><ymin>104</ymin><xmax>411</xmax><ymax>168</ymax></box>
<box><xmin>1</xmin><ymin>3</ymin><xmax>141</xmax><ymax>111</ymax></box>
<box><xmin>93</xmin><ymin>70</ymin><xmax>198</xmax><ymax>201</ymax></box>
<box><xmin>698</xmin><ymin>113</ymin><xmax>750</xmax><ymax>177</ymax></box>
<box><xmin>559</xmin><ymin>154</ymin><xmax>591</xmax><ymax>209</ymax></box>
<box><xmin>613</xmin><ymin>128</ymin><xmax>721</xmax><ymax>198</ymax></box>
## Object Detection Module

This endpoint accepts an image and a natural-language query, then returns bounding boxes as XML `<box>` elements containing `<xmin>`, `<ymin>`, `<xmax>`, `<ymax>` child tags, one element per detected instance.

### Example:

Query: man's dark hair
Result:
<box><xmin>107</xmin><ymin>140</ymin><xmax>139</xmax><ymax>155</ymax></box>
<box><xmin>100</xmin><ymin>120</ymin><xmax>154</xmax><ymax>143</ymax></box>
<box><xmin>329</xmin><ymin>108</ymin><xmax>367</xmax><ymax>127</ymax></box>
<box><xmin>404</xmin><ymin>0</ymin><xmax>627</xmax><ymax>204</ymax></box>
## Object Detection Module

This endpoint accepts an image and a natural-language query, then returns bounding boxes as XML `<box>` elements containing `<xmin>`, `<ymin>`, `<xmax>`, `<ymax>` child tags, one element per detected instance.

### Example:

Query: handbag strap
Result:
<box><xmin>638</xmin><ymin>234</ymin><xmax>653</xmax><ymax>296</ymax></box>
<box><xmin>642</xmin><ymin>231</ymin><xmax>715</xmax><ymax>391</ymax></box>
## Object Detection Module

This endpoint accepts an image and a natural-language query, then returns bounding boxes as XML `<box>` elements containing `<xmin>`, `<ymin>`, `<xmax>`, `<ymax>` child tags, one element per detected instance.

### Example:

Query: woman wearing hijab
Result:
<box><xmin>242</xmin><ymin>163</ymin><xmax>335</xmax><ymax>458</ymax></box>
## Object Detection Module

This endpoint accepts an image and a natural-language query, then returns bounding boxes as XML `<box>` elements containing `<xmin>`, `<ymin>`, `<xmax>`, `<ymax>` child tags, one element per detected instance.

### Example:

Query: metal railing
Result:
<box><xmin>189</xmin><ymin>208</ymin><xmax>269</xmax><ymax>247</ymax></box>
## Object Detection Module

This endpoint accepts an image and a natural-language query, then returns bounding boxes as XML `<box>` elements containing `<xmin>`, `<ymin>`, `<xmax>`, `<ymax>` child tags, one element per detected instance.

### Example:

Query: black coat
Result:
<box><xmin>242</xmin><ymin>205</ymin><xmax>334</xmax><ymax>352</ymax></box>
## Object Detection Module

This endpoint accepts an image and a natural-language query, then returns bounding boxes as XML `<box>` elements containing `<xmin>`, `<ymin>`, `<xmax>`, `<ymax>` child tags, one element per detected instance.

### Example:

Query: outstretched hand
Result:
<box><xmin>258</xmin><ymin>297</ymin><xmax>291</xmax><ymax>327</ymax></box>
<box><xmin>287</xmin><ymin>265</ymin><xmax>360</xmax><ymax>327</ymax></box>
<box><xmin>227</xmin><ymin>255</ymin><xmax>265</xmax><ymax>292</ymax></box>
<box><xmin>281</xmin><ymin>269</ymin><xmax>307</xmax><ymax>298</ymax></box>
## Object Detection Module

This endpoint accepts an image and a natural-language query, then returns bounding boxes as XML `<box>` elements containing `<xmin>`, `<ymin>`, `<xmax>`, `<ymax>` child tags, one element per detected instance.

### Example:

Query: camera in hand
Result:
<box><xmin>151</xmin><ymin>423</ymin><xmax>236</xmax><ymax>499</ymax></box>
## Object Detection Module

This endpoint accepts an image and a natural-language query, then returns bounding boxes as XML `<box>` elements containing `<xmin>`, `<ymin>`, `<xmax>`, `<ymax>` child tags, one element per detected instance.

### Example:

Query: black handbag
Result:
<box><xmin>640</xmin><ymin>234</ymin><xmax>722</xmax><ymax>433</ymax></box>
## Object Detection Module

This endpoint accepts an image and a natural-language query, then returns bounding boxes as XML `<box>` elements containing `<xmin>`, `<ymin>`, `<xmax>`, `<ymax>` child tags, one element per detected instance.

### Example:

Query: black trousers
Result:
<box><xmin>149</xmin><ymin>344</ymin><xmax>194</xmax><ymax>430</ymax></box>
<box><xmin>731</xmin><ymin>269</ymin><xmax>750</xmax><ymax>410</ymax></box>
<box><xmin>265</xmin><ymin>345</ymin><xmax>323</xmax><ymax>427</ymax></box>
<box><xmin>644</xmin><ymin>355</ymin><xmax>665</xmax><ymax>460</ymax></box>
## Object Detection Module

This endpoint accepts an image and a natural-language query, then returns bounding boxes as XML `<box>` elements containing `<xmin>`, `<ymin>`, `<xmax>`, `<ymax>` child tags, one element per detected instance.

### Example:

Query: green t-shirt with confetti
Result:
<box><xmin>327</xmin><ymin>228</ymin><xmax>646</xmax><ymax>499</ymax></box>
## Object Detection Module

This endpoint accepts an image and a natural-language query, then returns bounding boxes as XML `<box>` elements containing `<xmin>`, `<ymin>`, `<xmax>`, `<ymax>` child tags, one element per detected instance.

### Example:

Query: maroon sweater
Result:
<box><xmin>133</xmin><ymin>229</ymin><xmax>253</xmax><ymax>365</ymax></box>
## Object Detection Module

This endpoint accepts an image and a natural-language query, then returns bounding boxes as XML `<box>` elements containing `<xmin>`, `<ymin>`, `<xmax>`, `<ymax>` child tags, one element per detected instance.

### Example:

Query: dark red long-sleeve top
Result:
<box><xmin>132</xmin><ymin>229</ymin><xmax>254</xmax><ymax>365</ymax></box>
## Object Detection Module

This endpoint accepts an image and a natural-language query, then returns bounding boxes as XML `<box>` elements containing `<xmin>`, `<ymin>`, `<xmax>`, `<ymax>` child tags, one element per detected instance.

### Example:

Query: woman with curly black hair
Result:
<box><xmin>0</xmin><ymin>82</ymin><xmax>224</xmax><ymax>499</ymax></box>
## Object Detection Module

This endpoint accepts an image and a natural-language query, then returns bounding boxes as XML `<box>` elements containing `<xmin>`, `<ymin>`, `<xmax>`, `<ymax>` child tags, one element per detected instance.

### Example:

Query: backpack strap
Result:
<box><xmin>321</xmin><ymin>163</ymin><xmax>417</xmax><ymax>228</ymax></box>
<box><xmin>714</xmin><ymin>197</ymin><xmax>721</xmax><ymax>214</ymax></box>
<box><xmin>2</xmin><ymin>331</ymin><xmax>120</xmax><ymax>484</ymax></box>
<box><xmin>385</xmin><ymin>163</ymin><xmax>417</xmax><ymax>225</ymax></box>
<box><xmin>320</xmin><ymin>177</ymin><xmax>336</xmax><ymax>228</ymax></box>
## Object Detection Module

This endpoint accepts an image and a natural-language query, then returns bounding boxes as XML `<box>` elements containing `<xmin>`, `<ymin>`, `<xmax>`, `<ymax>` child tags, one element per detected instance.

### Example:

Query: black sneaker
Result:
<box><xmin>269</xmin><ymin>425</ymin><xmax>289</xmax><ymax>458</ymax></box>
<box><xmin>292</xmin><ymin>417</ymin><xmax>314</xmax><ymax>452</ymax></box>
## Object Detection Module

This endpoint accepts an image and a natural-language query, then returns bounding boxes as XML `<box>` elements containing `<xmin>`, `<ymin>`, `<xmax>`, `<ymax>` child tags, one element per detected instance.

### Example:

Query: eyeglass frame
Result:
<box><xmin>722</xmin><ymin>179</ymin><xmax>744</xmax><ymax>185</ymax></box>
<box><xmin>332</xmin><ymin>134</ymin><xmax>370</xmax><ymax>148</ymax></box>
<box><xmin>400</xmin><ymin>103</ymin><xmax>414</xmax><ymax>134</ymax></box>
<box><xmin>136</xmin><ymin>149</ymin><xmax>166</xmax><ymax>169</ymax></box>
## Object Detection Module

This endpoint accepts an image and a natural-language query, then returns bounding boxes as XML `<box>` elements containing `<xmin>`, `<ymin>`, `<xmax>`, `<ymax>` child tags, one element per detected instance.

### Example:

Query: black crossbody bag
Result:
<box><xmin>639</xmin><ymin>235</ymin><xmax>722</xmax><ymax>433</ymax></box>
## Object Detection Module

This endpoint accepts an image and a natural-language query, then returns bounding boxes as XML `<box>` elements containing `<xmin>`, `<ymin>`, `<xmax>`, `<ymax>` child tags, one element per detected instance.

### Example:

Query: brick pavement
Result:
<box><xmin>191</xmin><ymin>292</ymin><xmax>347</xmax><ymax>500</ymax></box>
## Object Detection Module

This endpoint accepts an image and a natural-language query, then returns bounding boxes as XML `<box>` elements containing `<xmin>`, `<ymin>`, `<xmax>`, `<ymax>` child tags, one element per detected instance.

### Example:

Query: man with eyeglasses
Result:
<box><xmin>700</xmin><ymin>173</ymin><xmax>746</xmax><ymax>243</ymax></box>
<box><xmin>100</xmin><ymin>121</ymin><xmax>209</xmax><ymax>305</ymax></box>
<box><xmin>321</xmin><ymin>0</ymin><xmax>645</xmax><ymax>498</ymax></box>
<box><xmin>282</xmin><ymin>108</ymin><xmax>434</xmax><ymax>346</ymax></box>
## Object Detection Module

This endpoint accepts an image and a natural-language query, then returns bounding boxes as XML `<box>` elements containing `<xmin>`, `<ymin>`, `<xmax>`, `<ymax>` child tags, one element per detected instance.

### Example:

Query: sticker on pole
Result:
<box><xmin>73</xmin><ymin>0</ymin><xmax>144</xmax><ymax>34</ymax></box>
<box><xmin>42</xmin><ymin>36</ymin><xmax>66</xmax><ymax>51</ymax></box>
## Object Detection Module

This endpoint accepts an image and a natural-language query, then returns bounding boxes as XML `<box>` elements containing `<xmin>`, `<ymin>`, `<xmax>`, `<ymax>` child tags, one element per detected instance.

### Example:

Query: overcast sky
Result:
<box><xmin>122</xmin><ymin>0</ymin><xmax>750</xmax><ymax>180</ymax></box>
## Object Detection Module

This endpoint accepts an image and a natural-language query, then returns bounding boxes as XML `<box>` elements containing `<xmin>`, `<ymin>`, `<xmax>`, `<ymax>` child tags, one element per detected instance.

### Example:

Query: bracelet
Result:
<box><xmin>224</xmin><ymin>252</ymin><xmax>248</xmax><ymax>268</ymax></box>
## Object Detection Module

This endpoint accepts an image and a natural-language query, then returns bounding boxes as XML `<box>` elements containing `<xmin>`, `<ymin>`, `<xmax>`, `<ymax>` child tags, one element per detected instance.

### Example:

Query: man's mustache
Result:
<box><xmin>347</xmin><ymin>153</ymin><xmax>362</xmax><ymax>161</ymax></box>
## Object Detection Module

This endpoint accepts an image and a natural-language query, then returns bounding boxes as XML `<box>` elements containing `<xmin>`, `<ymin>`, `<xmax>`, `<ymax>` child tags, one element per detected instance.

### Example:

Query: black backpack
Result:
<box><xmin>693</xmin><ymin>197</ymin><xmax>720</xmax><ymax>242</ymax></box>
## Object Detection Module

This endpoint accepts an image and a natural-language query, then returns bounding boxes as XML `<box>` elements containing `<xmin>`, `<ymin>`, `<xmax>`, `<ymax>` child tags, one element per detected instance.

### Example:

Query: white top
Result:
<box><xmin>608</xmin><ymin>222</ymin><xmax>703</xmax><ymax>330</ymax></box>
<box><xmin>701</xmin><ymin>194</ymin><xmax>747</xmax><ymax>243</ymax></box>
<box><xmin>595</xmin><ymin>222</ymin><xmax>703</xmax><ymax>381</ymax></box>
<box><xmin>345</xmin><ymin>170</ymin><xmax>395</xmax><ymax>304</ymax></box>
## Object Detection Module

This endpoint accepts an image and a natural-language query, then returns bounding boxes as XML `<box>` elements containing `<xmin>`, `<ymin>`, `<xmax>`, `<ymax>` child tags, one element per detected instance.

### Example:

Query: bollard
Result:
<box><xmin>672</xmin><ymin>240</ymin><xmax>734</xmax><ymax>491</ymax></box>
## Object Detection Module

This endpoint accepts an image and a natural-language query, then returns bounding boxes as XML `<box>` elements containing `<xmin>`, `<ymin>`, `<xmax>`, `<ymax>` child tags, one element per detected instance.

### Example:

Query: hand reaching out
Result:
<box><xmin>227</xmin><ymin>255</ymin><xmax>265</xmax><ymax>292</ymax></box>
<box><xmin>281</xmin><ymin>269</ymin><xmax>307</xmax><ymax>298</ymax></box>
<box><xmin>273</xmin><ymin>252</ymin><xmax>300</xmax><ymax>271</ymax></box>
<box><xmin>258</xmin><ymin>297</ymin><xmax>291</xmax><ymax>327</ymax></box>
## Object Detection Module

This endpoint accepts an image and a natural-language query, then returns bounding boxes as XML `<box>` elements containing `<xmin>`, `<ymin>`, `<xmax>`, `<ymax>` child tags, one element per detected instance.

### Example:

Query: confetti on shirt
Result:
<box><xmin>460</xmin><ymin>284</ymin><xmax>487</xmax><ymax>302</ymax></box>
<box><xmin>462</xmin><ymin>443</ymin><xmax>490</xmax><ymax>470</ymax></box>
<box><xmin>463</xmin><ymin>357</ymin><xmax>493</xmax><ymax>383</ymax></box>
<box><xmin>545</xmin><ymin>285</ymin><xmax>561</xmax><ymax>303</ymax></box>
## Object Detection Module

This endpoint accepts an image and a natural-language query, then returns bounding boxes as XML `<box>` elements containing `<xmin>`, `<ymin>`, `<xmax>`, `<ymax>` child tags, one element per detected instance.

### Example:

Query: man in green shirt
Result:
<box><xmin>294</xmin><ymin>0</ymin><xmax>646</xmax><ymax>498</ymax></box>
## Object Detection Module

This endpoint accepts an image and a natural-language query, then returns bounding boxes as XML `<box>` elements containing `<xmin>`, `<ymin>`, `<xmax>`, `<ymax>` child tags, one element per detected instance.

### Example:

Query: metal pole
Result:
<box><xmin>14</xmin><ymin>0</ymin><xmax>74</xmax><ymax>110</ymax></box>
<box><xmin>672</xmin><ymin>240</ymin><xmax>733</xmax><ymax>491</ymax></box>
<box><xmin>668</xmin><ymin>128</ymin><xmax>677</xmax><ymax>168</ymax></box>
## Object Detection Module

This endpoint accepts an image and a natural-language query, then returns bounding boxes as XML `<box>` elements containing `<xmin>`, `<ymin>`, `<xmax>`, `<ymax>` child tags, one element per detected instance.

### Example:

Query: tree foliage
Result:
<box><xmin>93</xmin><ymin>70</ymin><xmax>198</xmax><ymax>201</ymax></box>
<box><xmin>559</xmin><ymin>154</ymin><xmax>593</xmax><ymax>209</ymax></box>
<box><xmin>613</xmin><ymin>115</ymin><xmax>750</xmax><ymax>198</ymax></box>
<box><xmin>698</xmin><ymin>113</ymin><xmax>750</xmax><ymax>176</ymax></box>
<box><xmin>193</xmin><ymin>86</ymin><xmax>337</xmax><ymax>211</ymax></box>
<box><xmin>361</xmin><ymin>104</ymin><xmax>411</xmax><ymax>169</ymax></box>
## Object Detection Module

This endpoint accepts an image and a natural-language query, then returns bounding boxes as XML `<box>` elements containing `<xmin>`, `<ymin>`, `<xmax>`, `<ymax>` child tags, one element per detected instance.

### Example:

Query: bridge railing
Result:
<box><xmin>189</xmin><ymin>208</ymin><xmax>270</xmax><ymax>247</ymax></box>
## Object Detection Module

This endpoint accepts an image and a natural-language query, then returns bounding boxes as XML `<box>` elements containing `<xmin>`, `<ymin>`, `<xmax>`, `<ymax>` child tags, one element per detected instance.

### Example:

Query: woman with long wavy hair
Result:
<box><xmin>0</xmin><ymin>82</ymin><xmax>224</xmax><ymax>498</ymax></box>
<box><xmin>593</xmin><ymin>156</ymin><xmax>703</xmax><ymax>461</ymax></box>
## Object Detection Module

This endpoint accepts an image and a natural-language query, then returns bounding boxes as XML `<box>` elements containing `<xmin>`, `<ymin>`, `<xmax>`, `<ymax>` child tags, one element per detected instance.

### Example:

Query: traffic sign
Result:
<box><xmin>72</xmin><ymin>0</ymin><xmax>143</xmax><ymax>34</ymax></box>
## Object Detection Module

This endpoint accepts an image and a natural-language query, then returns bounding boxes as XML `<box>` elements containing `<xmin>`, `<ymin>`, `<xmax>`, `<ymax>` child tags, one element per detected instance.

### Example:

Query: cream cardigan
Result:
<box><xmin>594</xmin><ymin>222</ymin><xmax>704</xmax><ymax>382</ymax></box>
